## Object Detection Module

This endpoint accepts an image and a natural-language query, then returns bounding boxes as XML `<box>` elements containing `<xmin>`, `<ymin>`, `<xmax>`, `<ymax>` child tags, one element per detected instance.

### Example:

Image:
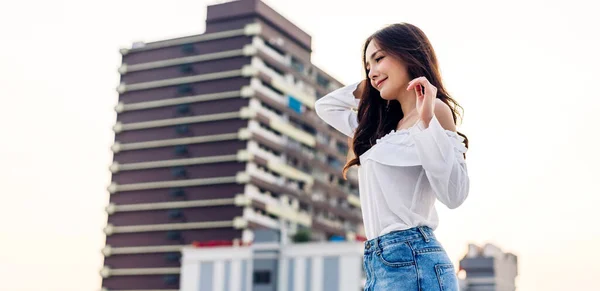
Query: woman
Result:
<box><xmin>315</xmin><ymin>23</ymin><xmax>469</xmax><ymax>290</ymax></box>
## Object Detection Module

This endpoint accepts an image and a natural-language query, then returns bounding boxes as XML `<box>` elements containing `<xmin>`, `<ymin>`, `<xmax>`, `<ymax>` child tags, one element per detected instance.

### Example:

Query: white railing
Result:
<box><xmin>107</xmin><ymin>175</ymin><xmax>244</xmax><ymax>193</ymax></box>
<box><xmin>111</xmin><ymin>130</ymin><xmax>247</xmax><ymax>153</ymax></box>
<box><xmin>102</xmin><ymin>244</ymin><xmax>183</xmax><ymax>256</ymax></box>
<box><xmin>247</xmin><ymin>140</ymin><xmax>283</xmax><ymax>164</ymax></box>
<box><xmin>120</xmin><ymin>47</ymin><xmax>251</xmax><ymax>73</ymax></box>
<box><xmin>120</xmin><ymin>23</ymin><xmax>261</xmax><ymax>54</ymax></box>
<box><xmin>250</xmin><ymin>98</ymin><xmax>282</xmax><ymax>122</ymax></box>
<box><xmin>251</xmin><ymin>57</ymin><xmax>286</xmax><ymax>83</ymax></box>
<box><xmin>109</xmin><ymin>152</ymin><xmax>247</xmax><ymax>173</ymax></box>
<box><xmin>246</xmin><ymin>163</ymin><xmax>278</xmax><ymax>185</ymax></box>
<box><xmin>103</xmin><ymin>219</ymin><xmax>245</xmax><ymax>235</ymax></box>
<box><xmin>252</xmin><ymin>36</ymin><xmax>288</xmax><ymax>65</ymax></box>
<box><xmin>115</xmin><ymin>90</ymin><xmax>242</xmax><ymax>113</ymax></box>
<box><xmin>243</xmin><ymin>207</ymin><xmax>279</xmax><ymax>229</ymax></box>
<box><xmin>248</xmin><ymin>120</ymin><xmax>285</xmax><ymax>145</ymax></box>
<box><xmin>245</xmin><ymin>184</ymin><xmax>280</xmax><ymax>206</ymax></box>
<box><xmin>251</xmin><ymin>78</ymin><xmax>286</xmax><ymax>104</ymax></box>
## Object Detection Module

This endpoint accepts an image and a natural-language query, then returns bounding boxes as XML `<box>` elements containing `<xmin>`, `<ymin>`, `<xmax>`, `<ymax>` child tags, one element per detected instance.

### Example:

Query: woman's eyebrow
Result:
<box><xmin>369</xmin><ymin>49</ymin><xmax>382</xmax><ymax>60</ymax></box>
<box><xmin>366</xmin><ymin>49</ymin><xmax>383</xmax><ymax>69</ymax></box>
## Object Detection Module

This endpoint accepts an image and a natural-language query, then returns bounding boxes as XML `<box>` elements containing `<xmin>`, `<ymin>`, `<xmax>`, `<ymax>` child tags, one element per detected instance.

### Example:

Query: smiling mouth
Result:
<box><xmin>377</xmin><ymin>78</ymin><xmax>387</xmax><ymax>88</ymax></box>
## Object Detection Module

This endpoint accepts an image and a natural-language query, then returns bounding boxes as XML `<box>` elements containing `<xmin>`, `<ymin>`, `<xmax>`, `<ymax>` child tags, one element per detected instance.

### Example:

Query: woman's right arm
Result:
<box><xmin>314</xmin><ymin>80</ymin><xmax>365</xmax><ymax>137</ymax></box>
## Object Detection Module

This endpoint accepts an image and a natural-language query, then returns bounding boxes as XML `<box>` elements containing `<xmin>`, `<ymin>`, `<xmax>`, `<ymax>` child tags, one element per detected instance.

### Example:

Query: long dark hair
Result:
<box><xmin>342</xmin><ymin>23</ymin><xmax>469</xmax><ymax>179</ymax></box>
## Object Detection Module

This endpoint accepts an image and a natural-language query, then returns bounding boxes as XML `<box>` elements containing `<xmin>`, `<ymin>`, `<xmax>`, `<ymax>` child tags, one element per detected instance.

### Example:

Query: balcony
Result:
<box><xmin>243</xmin><ymin>207</ymin><xmax>280</xmax><ymax>229</ymax></box>
<box><xmin>248</xmin><ymin>140</ymin><xmax>283</xmax><ymax>164</ymax></box>
<box><xmin>252</xmin><ymin>36</ymin><xmax>288</xmax><ymax>65</ymax></box>
<box><xmin>248</xmin><ymin>120</ymin><xmax>285</xmax><ymax>146</ymax></box>
<box><xmin>246</xmin><ymin>163</ymin><xmax>284</xmax><ymax>186</ymax></box>
<box><xmin>251</xmin><ymin>57</ymin><xmax>286</xmax><ymax>84</ymax></box>
<box><xmin>250</xmin><ymin>99</ymin><xmax>283</xmax><ymax>123</ymax></box>
<box><xmin>315</xmin><ymin>215</ymin><xmax>344</xmax><ymax>232</ymax></box>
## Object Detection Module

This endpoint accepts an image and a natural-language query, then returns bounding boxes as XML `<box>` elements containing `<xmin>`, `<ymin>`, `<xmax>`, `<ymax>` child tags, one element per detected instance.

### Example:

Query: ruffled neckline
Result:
<box><xmin>374</xmin><ymin>120</ymin><xmax>422</xmax><ymax>145</ymax></box>
<box><xmin>359</xmin><ymin>115</ymin><xmax>467</xmax><ymax>167</ymax></box>
<box><xmin>375</xmin><ymin>127</ymin><xmax>410</xmax><ymax>144</ymax></box>
<box><xmin>375</xmin><ymin>124</ymin><xmax>465</xmax><ymax>146</ymax></box>
<box><xmin>360</xmin><ymin>124</ymin><xmax>467</xmax><ymax>165</ymax></box>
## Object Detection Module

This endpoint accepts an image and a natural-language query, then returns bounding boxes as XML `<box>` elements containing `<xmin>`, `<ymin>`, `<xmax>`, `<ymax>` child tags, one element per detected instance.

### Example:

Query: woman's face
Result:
<box><xmin>365</xmin><ymin>40</ymin><xmax>411</xmax><ymax>101</ymax></box>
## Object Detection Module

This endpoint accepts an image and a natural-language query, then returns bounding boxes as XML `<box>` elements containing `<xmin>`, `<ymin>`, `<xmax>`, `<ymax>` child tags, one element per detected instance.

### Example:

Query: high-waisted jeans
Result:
<box><xmin>363</xmin><ymin>226</ymin><xmax>459</xmax><ymax>290</ymax></box>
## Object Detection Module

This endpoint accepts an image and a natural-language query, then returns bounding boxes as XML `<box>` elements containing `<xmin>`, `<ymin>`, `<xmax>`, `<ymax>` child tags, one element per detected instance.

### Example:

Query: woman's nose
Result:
<box><xmin>368</xmin><ymin>69</ymin><xmax>378</xmax><ymax>81</ymax></box>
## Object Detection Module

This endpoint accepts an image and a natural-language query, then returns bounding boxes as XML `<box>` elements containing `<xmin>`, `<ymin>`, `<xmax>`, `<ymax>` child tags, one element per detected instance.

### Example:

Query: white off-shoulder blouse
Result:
<box><xmin>314</xmin><ymin>81</ymin><xmax>470</xmax><ymax>239</ymax></box>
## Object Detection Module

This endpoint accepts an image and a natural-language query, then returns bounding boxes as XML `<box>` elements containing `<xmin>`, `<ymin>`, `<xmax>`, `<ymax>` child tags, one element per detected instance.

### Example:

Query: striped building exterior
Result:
<box><xmin>458</xmin><ymin>244</ymin><xmax>519</xmax><ymax>291</ymax></box>
<box><xmin>100</xmin><ymin>0</ymin><xmax>363</xmax><ymax>290</ymax></box>
<box><xmin>180</xmin><ymin>241</ymin><xmax>364</xmax><ymax>291</ymax></box>
<box><xmin>181</xmin><ymin>246</ymin><xmax>253</xmax><ymax>291</ymax></box>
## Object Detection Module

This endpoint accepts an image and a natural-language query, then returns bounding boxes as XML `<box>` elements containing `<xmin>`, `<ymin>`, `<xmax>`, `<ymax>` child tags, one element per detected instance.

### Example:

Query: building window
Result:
<box><xmin>167</xmin><ymin>231</ymin><xmax>181</xmax><ymax>240</ymax></box>
<box><xmin>335</xmin><ymin>140</ymin><xmax>348</xmax><ymax>153</ymax></box>
<box><xmin>179</xmin><ymin>64</ymin><xmax>194</xmax><ymax>74</ymax></box>
<box><xmin>176</xmin><ymin>124</ymin><xmax>190</xmax><ymax>134</ymax></box>
<box><xmin>316</xmin><ymin>74</ymin><xmax>330</xmax><ymax>88</ymax></box>
<box><xmin>163</xmin><ymin>275</ymin><xmax>179</xmax><ymax>285</ymax></box>
<box><xmin>169</xmin><ymin>187</ymin><xmax>185</xmax><ymax>197</ymax></box>
<box><xmin>291</xmin><ymin>57</ymin><xmax>304</xmax><ymax>74</ymax></box>
<box><xmin>165</xmin><ymin>252</ymin><xmax>181</xmax><ymax>262</ymax></box>
<box><xmin>328</xmin><ymin>156</ymin><xmax>342</xmax><ymax>171</ymax></box>
<box><xmin>168</xmin><ymin>209</ymin><xmax>183</xmax><ymax>219</ymax></box>
<box><xmin>181</xmin><ymin>43</ymin><xmax>195</xmax><ymax>54</ymax></box>
<box><xmin>171</xmin><ymin>166</ymin><xmax>187</xmax><ymax>177</ymax></box>
<box><xmin>253</xmin><ymin>270</ymin><xmax>271</xmax><ymax>284</ymax></box>
<box><xmin>174</xmin><ymin>145</ymin><xmax>188</xmax><ymax>156</ymax></box>
<box><xmin>176</xmin><ymin>104</ymin><xmax>190</xmax><ymax>114</ymax></box>
<box><xmin>177</xmin><ymin>84</ymin><xmax>194</xmax><ymax>96</ymax></box>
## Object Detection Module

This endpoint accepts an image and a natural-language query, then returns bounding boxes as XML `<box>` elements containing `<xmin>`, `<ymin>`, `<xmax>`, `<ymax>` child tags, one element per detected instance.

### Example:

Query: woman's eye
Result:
<box><xmin>376</xmin><ymin>56</ymin><xmax>384</xmax><ymax>62</ymax></box>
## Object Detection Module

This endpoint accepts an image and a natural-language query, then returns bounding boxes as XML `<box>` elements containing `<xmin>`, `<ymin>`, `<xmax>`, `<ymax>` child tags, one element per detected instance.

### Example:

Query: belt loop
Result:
<box><xmin>417</xmin><ymin>226</ymin><xmax>430</xmax><ymax>242</ymax></box>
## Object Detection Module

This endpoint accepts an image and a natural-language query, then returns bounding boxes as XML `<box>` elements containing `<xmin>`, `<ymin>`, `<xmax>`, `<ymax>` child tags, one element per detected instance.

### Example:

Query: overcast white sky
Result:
<box><xmin>0</xmin><ymin>0</ymin><xmax>598</xmax><ymax>290</ymax></box>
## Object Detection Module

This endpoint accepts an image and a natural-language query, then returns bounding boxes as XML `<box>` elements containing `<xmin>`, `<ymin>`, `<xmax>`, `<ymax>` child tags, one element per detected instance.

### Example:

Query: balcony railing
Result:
<box><xmin>248</xmin><ymin>120</ymin><xmax>285</xmax><ymax>146</ymax></box>
<box><xmin>252</xmin><ymin>36</ymin><xmax>288</xmax><ymax>65</ymax></box>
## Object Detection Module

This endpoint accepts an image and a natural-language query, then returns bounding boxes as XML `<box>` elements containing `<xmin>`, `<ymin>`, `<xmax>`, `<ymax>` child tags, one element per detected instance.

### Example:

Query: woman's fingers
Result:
<box><xmin>416</xmin><ymin>84</ymin><xmax>424</xmax><ymax>98</ymax></box>
<box><xmin>407</xmin><ymin>77</ymin><xmax>430</xmax><ymax>98</ymax></box>
<box><xmin>406</xmin><ymin>76</ymin><xmax>429</xmax><ymax>91</ymax></box>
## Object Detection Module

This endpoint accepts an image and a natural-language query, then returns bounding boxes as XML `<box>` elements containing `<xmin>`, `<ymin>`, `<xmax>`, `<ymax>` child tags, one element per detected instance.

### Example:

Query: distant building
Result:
<box><xmin>180</xmin><ymin>238</ymin><xmax>364</xmax><ymax>291</ymax></box>
<box><xmin>458</xmin><ymin>243</ymin><xmax>518</xmax><ymax>291</ymax></box>
<box><xmin>99</xmin><ymin>0</ymin><xmax>364</xmax><ymax>290</ymax></box>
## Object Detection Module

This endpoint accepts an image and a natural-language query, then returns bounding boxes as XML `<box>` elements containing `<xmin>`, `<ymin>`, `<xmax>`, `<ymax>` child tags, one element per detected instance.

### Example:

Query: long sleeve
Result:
<box><xmin>409</xmin><ymin>115</ymin><xmax>470</xmax><ymax>209</ymax></box>
<box><xmin>314</xmin><ymin>81</ymin><xmax>361</xmax><ymax>138</ymax></box>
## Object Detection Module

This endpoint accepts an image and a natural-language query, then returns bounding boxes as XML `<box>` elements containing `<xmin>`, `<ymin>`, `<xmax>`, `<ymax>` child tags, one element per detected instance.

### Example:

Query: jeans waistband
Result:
<box><xmin>364</xmin><ymin>226</ymin><xmax>435</xmax><ymax>254</ymax></box>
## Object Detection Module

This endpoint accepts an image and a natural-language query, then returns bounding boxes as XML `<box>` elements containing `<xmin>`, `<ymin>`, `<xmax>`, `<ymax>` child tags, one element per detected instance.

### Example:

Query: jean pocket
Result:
<box><xmin>435</xmin><ymin>264</ymin><xmax>459</xmax><ymax>291</ymax></box>
<box><xmin>376</xmin><ymin>241</ymin><xmax>415</xmax><ymax>268</ymax></box>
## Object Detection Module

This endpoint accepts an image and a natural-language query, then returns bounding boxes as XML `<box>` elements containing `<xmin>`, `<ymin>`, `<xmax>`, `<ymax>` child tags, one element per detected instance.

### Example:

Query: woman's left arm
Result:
<box><xmin>407</xmin><ymin>77</ymin><xmax>470</xmax><ymax>209</ymax></box>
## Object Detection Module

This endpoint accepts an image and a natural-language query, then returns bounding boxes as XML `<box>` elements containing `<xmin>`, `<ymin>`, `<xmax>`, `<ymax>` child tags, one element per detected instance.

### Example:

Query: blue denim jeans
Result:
<box><xmin>363</xmin><ymin>226</ymin><xmax>459</xmax><ymax>290</ymax></box>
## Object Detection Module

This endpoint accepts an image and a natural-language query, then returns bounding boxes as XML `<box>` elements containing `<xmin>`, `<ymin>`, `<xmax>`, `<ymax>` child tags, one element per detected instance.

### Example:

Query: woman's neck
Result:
<box><xmin>396</xmin><ymin>90</ymin><xmax>417</xmax><ymax>117</ymax></box>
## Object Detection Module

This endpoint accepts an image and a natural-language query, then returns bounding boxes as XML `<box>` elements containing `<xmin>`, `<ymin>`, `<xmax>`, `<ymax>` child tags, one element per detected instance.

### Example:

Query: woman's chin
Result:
<box><xmin>379</xmin><ymin>89</ymin><xmax>386</xmax><ymax>98</ymax></box>
<box><xmin>379</xmin><ymin>88</ymin><xmax>400</xmax><ymax>101</ymax></box>
<box><xmin>380</xmin><ymin>92</ymin><xmax>393</xmax><ymax>100</ymax></box>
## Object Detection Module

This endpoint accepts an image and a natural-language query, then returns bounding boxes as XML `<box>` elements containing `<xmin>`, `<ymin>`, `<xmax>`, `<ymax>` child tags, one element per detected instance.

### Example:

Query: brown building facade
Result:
<box><xmin>100</xmin><ymin>1</ymin><xmax>362</xmax><ymax>290</ymax></box>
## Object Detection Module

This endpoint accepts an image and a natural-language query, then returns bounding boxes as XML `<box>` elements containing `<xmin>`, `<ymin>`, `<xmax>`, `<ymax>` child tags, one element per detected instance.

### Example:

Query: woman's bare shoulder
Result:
<box><xmin>434</xmin><ymin>98</ymin><xmax>457</xmax><ymax>132</ymax></box>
